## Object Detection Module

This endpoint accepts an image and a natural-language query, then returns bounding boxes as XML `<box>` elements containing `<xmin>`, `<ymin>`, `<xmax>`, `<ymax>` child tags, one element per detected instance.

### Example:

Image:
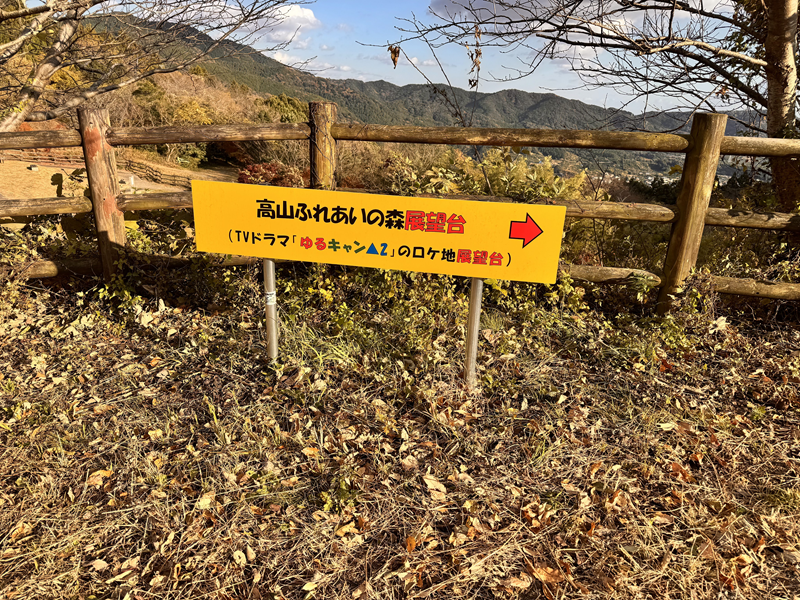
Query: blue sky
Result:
<box><xmin>259</xmin><ymin>1</ymin><xmax>642</xmax><ymax>112</ymax></box>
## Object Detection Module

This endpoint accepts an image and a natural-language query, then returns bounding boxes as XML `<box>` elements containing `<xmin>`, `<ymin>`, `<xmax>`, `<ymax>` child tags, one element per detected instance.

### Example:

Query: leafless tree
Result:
<box><xmin>0</xmin><ymin>0</ymin><xmax>305</xmax><ymax>132</ymax></box>
<box><xmin>397</xmin><ymin>0</ymin><xmax>800</xmax><ymax>209</ymax></box>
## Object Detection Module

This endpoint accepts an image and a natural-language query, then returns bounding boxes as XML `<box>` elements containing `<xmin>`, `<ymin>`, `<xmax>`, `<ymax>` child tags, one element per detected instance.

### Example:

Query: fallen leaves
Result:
<box><xmin>9</xmin><ymin>521</ymin><xmax>33</xmax><ymax>542</ymax></box>
<box><xmin>3</xmin><ymin>245</ymin><xmax>800</xmax><ymax>600</ymax></box>
<box><xmin>91</xmin><ymin>559</ymin><xmax>109</xmax><ymax>572</ymax></box>
<box><xmin>195</xmin><ymin>490</ymin><xmax>218</xmax><ymax>511</ymax></box>
<box><xmin>527</xmin><ymin>565</ymin><xmax>565</xmax><ymax>585</ymax></box>
<box><xmin>335</xmin><ymin>521</ymin><xmax>358</xmax><ymax>537</ymax></box>
<box><xmin>351</xmin><ymin>582</ymin><xmax>369</xmax><ymax>599</ymax></box>
<box><xmin>302</xmin><ymin>446</ymin><xmax>320</xmax><ymax>458</ymax></box>
<box><xmin>500</xmin><ymin>573</ymin><xmax>532</xmax><ymax>591</ymax></box>
<box><xmin>670</xmin><ymin>461</ymin><xmax>695</xmax><ymax>483</ymax></box>
<box><xmin>422</xmin><ymin>473</ymin><xmax>447</xmax><ymax>501</ymax></box>
<box><xmin>401</xmin><ymin>455</ymin><xmax>419</xmax><ymax>471</ymax></box>
<box><xmin>520</xmin><ymin>561</ymin><xmax>566</xmax><ymax>600</ymax></box>
<box><xmin>86</xmin><ymin>468</ymin><xmax>113</xmax><ymax>488</ymax></box>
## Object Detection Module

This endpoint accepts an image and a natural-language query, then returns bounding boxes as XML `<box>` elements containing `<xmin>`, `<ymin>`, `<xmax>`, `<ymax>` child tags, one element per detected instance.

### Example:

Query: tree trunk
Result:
<box><xmin>0</xmin><ymin>13</ymin><xmax>80</xmax><ymax>133</ymax></box>
<box><xmin>765</xmin><ymin>0</ymin><xmax>800</xmax><ymax>211</ymax></box>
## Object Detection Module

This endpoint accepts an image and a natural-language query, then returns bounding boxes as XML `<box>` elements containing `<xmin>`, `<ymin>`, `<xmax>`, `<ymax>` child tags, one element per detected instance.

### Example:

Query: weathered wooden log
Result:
<box><xmin>117</xmin><ymin>192</ymin><xmax>193</xmax><ymax>211</ymax></box>
<box><xmin>705</xmin><ymin>207</ymin><xmax>800</xmax><ymax>231</ymax></box>
<box><xmin>710</xmin><ymin>276</ymin><xmax>800</xmax><ymax>300</ymax></box>
<box><xmin>117</xmin><ymin>189</ymin><xmax>680</xmax><ymax>224</ymax></box>
<box><xmin>331</xmin><ymin>123</ymin><xmax>691</xmax><ymax>152</ymax></box>
<box><xmin>10</xmin><ymin>254</ymin><xmax>261</xmax><ymax>279</ymax></box>
<box><xmin>107</xmin><ymin>123</ymin><xmax>310</xmax><ymax>146</ymax></box>
<box><xmin>0</xmin><ymin>129</ymin><xmax>82</xmax><ymax>149</ymax></box>
<box><xmin>12</xmin><ymin>190</ymin><xmax>800</xmax><ymax>237</ymax></box>
<box><xmin>720</xmin><ymin>136</ymin><xmax>800</xmax><ymax>157</ymax></box>
<box><xmin>657</xmin><ymin>114</ymin><xmax>728</xmax><ymax>314</ymax></box>
<box><xmin>0</xmin><ymin>196</ymin><xmax>92</xmax><ymax>217</ymax></box>
<box><xmin>10</xmin><ymin>254</ymin><xmax>797</xmax><ymax>303</ymax></box>
<box><xmin>562</xmin><ymin>264</ymin><xmax>662</xmax><ymax>286</ymax></box>
<box><xmin>529</xmin><ymin>198</ymin><xmax>677</xmax><ymax>222</ymax></box>
<box><xmin>2</xmin><ymin>121</ymin><xmax>800</xmax><ymax>159</ymax></box>
<box><xmin>79</xmin><ymin>108</ymin><xmax>125</xmax><ymax>281</ymax></box>
<box><xmin>406</xmin><ymin>191</ymin><xmax>681</xmax><ymax>222</ymax></box>
<box><xmin>309</xmin><ymin>103</ymin><xmax>338</xmax><ymax>190</ymax></box>
<box><xmin>6</xmin><ymin>258</ymin><xmax>103</xmax><ymax>278</ymax></box>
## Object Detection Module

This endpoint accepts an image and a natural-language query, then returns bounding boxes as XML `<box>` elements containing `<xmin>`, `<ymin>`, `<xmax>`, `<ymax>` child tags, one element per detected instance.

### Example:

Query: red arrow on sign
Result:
<box><xmin>509</xmin><ymin>214</ymin><xmax>543</xmax><ymax>248</ymax></box>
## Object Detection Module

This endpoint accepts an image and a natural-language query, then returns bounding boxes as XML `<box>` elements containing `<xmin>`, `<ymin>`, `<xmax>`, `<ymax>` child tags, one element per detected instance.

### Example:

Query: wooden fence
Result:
<box><xmin>2</xmin><ymin>104</ymin><xmax>800</xmax><ymax>315</ymax></box>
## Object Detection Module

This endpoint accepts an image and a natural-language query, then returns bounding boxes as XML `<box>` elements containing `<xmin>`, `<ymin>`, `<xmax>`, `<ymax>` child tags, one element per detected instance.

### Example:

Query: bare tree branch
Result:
<box><xmin>0</xmin><ymin>0</ymin><xmax>305</xmax><ymax>131</ymax></box>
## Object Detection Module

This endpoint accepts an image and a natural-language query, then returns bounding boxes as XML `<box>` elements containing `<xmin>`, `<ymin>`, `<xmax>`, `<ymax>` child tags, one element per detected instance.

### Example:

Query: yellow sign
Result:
<box><xmin>192</xmin><ymin>182</ymin><xmax>565</xmax><ymax>283</ymax></box>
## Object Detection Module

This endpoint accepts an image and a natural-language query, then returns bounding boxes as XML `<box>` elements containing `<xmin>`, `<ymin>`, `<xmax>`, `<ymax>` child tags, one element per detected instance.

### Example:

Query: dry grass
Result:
<box><xmin>1</xmin><ymin>231</ymin><xmax>800</xmax><ymax>599</ymax></box>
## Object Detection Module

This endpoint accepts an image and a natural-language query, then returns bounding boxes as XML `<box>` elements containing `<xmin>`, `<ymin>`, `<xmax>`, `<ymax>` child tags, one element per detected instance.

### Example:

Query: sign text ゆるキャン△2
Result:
<box><xmin>192</xmin><ymin>181</ymin><xmax>565</xmax><ymax>283</ymax></box>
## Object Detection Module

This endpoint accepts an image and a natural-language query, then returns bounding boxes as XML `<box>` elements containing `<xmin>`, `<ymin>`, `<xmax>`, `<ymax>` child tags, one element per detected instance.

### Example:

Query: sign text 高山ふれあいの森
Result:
<box><xmin>192</xmin><ymin>181</ymin><xmax>565</xmax><ymax>283</ymax></box>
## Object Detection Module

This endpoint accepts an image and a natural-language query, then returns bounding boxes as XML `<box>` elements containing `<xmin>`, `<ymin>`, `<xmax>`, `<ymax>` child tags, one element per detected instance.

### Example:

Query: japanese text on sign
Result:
<box><xmin>192</xmin><ymin>182</ymin><xmax>566</xmax><ymax>283</ymax></box>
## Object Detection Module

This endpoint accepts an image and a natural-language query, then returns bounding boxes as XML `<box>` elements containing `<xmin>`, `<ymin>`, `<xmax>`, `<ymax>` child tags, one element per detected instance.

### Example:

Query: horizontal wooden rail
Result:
<box><xmin>116</xmin><ymin>190</ymin><xmax>678</xmax><ymax>222</ymax></box>
<box><xmin>720</xmin><ymin>136</ymin><xmax>800</xmax><ymax>157</ymax></box>
<box><xmin>704</xmin><ymin>207</ymin><xmax>800</xmax><ymax>230</ymax></box>
<box><xmin>0</xmin><ymin>129</ymin><xmax>82</xmax><ymax>150</ymax></box>
<box><xmin>563</xmin><ymin>264</ymin><xmax>662</xmax><ymax>286</ymax></box>
<box><xmin>106</xmin><ymin>123</ymin><xmax>310</xmax><ymax>146</ymax></box>
<box><xmin>117</xmin><ymin>190</ymin><xmax>800</xmax><ymax>232</ymax></box>
<box><xmin>564</xmin><ymin>267</ymin><xmax>800</xmax><ymax>300</ymax></box>
<box><xmin>331</xmin><ymin>123</ymin><xmax>691</xmax><ymax>152</ymax></box>
<box><xmin>4</xmin><ymin>254</ymin><xmax>260</xmax><ymax>279</ymax></box>
<box><xmin>11</xmin><ymin>255</ymin><xmax>797</xmax><ymax>302</ymax></box>
<box><xmin>6</xmin><ymin>190</ymin><xmax>800</xmax><ymax>233</ymax></box>
<box><xmin>117</xmin><ymin>192</ymin><xmax>193</xmax><ymax>211</ymax></box>
<box><xmin>709</xmin><ymin>276</ymin><xmax>800</xmax><ymax>300</ymax></box>
<box><xmin>6</xmin><ymin>256</ymin><xmax>661</xmax><ymax>285</ymax></box>
<box><xmin>0</xmin><ymin>195</ymin><xmax>92</xmax><ymax>217</ymax></box>
<box><xmin>2</xmin><ymin>123</ymin><xmax>800</xmax><ymax>158</ymax></box>
<box><xmin>411</xmin><ymin>192</ymin><xmax>679</xmax><ymax>223</ymax></box>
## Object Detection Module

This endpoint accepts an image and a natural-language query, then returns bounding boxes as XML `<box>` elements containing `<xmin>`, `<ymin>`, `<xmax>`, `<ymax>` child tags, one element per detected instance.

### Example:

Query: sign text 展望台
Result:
<box><xmin>192</xmin><ymin>181</ymin><xmax>566</xmax><ymax>283</ymax></box>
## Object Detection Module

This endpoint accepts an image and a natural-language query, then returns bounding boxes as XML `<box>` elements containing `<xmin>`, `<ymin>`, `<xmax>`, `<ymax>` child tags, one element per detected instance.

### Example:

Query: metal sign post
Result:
<box><xmin>192</xmin><ymin>182</ymin><xmax>565</xmax><ymax>383</ymax></box>
<box><xmin>262</xmin><ymin>258</ymin><xmax>278</xmax><ymax>359</ymax></box>
<box><xmin>465</xmin><ymin>277</ymin><xmax>484</xmax><ymax>388</ymax></box>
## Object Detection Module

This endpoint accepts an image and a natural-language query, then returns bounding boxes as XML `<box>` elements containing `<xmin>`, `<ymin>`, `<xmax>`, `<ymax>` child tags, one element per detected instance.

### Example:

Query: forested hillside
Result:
<box><xmin>198</xmin><ymin>46</ymin><xmax>744</xmax><ymax>176</ymax></box>
<box><xmin>202</xmin><ymin>47</ymin><xmax>741</xmax><ymax>134</ymax></box>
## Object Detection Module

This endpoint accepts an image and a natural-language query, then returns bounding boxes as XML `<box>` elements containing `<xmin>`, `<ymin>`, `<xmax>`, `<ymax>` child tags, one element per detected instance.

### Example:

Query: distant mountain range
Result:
<box><xmin>178</xmin><ymin>29</ymin><xmax>742</xmax><ymax>176</ymax></box>
<box><xmin>205</xmin><ymin>50</ymin><xmax>704</xmax><ymax>131</ymax></box>
<box><xmin>201</xmin><ymin>46</ymin><xmax>746</xmax><ymax>176</ymax></box>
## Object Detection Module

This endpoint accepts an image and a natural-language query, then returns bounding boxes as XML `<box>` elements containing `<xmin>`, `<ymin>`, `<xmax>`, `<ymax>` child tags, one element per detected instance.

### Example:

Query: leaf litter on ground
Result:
<box><xmin>0</xmin><ymin>257</ymin><xmax>799</xmax><ymax>599</ymax></box>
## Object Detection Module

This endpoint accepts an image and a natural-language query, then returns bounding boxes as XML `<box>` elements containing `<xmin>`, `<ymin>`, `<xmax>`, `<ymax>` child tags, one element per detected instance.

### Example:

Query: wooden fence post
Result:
<box><xmin>78</xmin><ymin>108</ymin><xmax>125</xmax><ymax>281</ymax></box>
<box><xmin>309</xmin><ymin>102</ymin><xmax>337</xmax><ymax>189</ymax></box>
<box><xmin>657</xmin><ymin>113</ymin><xmax>728</xmax><ymax>315</ymax></box>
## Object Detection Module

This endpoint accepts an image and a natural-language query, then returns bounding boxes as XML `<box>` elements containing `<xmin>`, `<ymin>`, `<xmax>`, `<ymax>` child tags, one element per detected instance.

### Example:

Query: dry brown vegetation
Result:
<box><xmin>1</xmin><ymin>225</ymin><xmax>800</xmax><ymax>599</ymax></box>
<box><xmin>2</xmin><ymin>121</ymin><xmax>800</xmax><ymax>599</ymax></box>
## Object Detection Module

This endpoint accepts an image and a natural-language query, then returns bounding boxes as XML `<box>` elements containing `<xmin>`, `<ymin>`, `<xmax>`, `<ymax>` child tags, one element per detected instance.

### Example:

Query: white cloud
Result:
<box><xmin>263</xmin><ymin>6</ymin><xmax>322</xmax><ymax>45</ymax></box>
<box><xmin>320</xmin><ymin>44</ymin><xmax>334</xmax><ymax>51</ymax></box>
<box><xmin>270</xmin><ymin>50</ymin><xmax>306</xmax><ymax>67</ymax></box>
<box><xmin>422</xmin><ymin>59</ymin><xmax>437</xmax><ymax>67</ymax></box>
<box><xmin>268</xmin><ymin>51</ymin><xmax>354</xmax><ymax>76</ymax></box>
<box><xmin>337</xmin><ymin>23</ymin><xmax>353</xmax><ymax>32</ymax></box>
<box><xmin>293</xmin><ymin>37</ymin><xmax>312</xmax><ymax>50</ymax></box>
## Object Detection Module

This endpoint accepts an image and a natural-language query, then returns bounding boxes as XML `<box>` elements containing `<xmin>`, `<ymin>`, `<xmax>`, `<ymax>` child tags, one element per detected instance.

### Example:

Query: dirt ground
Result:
<box><xmin>0</xmin><ymin>159</ymin><xmax>237</xmax><ymax>199</ymax></box>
